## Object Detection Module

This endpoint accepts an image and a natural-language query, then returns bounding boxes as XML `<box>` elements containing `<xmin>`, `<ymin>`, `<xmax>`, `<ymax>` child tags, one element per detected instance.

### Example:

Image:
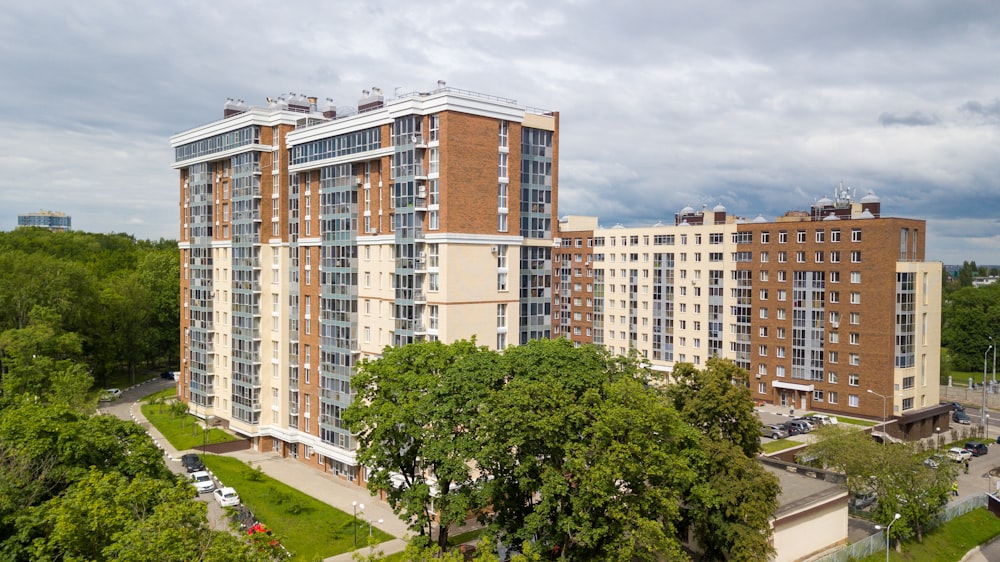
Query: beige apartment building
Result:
<box><xmin>171</xmin><ymin>85</ymin><xmax>558</xmax><ymax>483</ymax></box>
<box><xmin>555</xmin><ymin>190</ymin><xmax>947</xmax><ymax>438</ymax></box>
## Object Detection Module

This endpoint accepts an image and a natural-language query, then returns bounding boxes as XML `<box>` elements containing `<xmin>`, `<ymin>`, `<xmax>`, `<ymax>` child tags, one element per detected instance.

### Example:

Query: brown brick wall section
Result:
<box><xmin>439</xmin><ymin>112</ymin><xmax>507</xmax><ymax>235</ymax></box>
<box><xmin>739</xmin><ymin>218</ymin><xmax>926</xmax><ymax>421</ymax></box>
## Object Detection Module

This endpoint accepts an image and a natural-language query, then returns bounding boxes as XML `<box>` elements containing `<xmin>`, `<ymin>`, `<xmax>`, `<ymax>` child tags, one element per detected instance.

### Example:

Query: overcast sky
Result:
<box><xmin>2</xmin><ymin>1</ymin><xmax>999</xmax><ymax>265</ymax></box>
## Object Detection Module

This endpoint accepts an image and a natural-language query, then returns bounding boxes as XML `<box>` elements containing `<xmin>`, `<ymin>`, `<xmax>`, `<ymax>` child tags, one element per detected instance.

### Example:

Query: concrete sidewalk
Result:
<box><xmin>129</xmin><ymin>396</ymin><xmax>412</xmax><ymax>561</ymax></box>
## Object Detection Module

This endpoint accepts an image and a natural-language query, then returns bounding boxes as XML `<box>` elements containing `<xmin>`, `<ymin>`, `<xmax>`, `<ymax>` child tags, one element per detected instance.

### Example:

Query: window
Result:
<box><xmin>830</xmin><ymin>250</ymin><xmax>840</xmax><ymax>263</ymax></box>
<box><xmin>429</xmin><ymin>210</ymin><xmax>439</xmax><ymax>230</ymax></box>
<box><xmin>828</xmin><ymin>351</ymin><xmax>838</xmax><ymax>364</ymax></box>
<box><xmin>761</xmin><ymin>231</ymin><xmax>770</xmax><ymax>243</ymax></box>
<box><xmin>848</xmin><ymin>373</ymin><xmax>859</xmax><ymax>386</ymax></box>
<box><xmin>850</xmin><ymin>271</ymin><xmax>861</xmax><ymax>283</ymax></box>
<box><xmin>902</xmin><ymin>376</ymin><xmax>914</xmax><ymax>389</ymax></box>
<box><xmin>777</xmin><ymin>327</ymin><xmax>786</xmax><ymax>339</ymax></box>
<box><xmin>429</xmin><ymin>272</ymin><xmax>440</xmax><ymax>291</ymax></box>
<box><xmin>828</xmin><ymin>371</ymin><xmax>838</xmax><ymax>384</ymax></box>
<box><xmin>778</xmin><ymin>231</ymin><xmax>788</xmax><ymax>243</ymax></box>
<box><xmin>429</xmin><ymin>305</ymin><xmax>439</xmax><ymax>329</ymax></box>
<box><xmin>849</xmin><ymin>394</ymin><xmax>859</xmax><ymax>408</ymax></box>
<box><xmin>760</xmin><ymin>252</ymin><xmax>769</xmax><ymax>263</ymax></box>
<box><xmin>851</xmin><ymin>228</ymin><xmax>862</xmax><ymax>242</ymax></box>
<box><xmin>778</xmin><ymin>289</ymin><xmax>787</xmax><ymax>301</ymax></box>
<box><xmin>813</xmin><ymin>390</ymin><xmax>824</xmax><ymax>402</ymax></box>
<box><xmin>498</xmin><ymin>152</ymin><xmax>508</xmax><ymax>178</ymax></box>
<box><xmin>830</xmin><ymin>271</ymin><xmax>840</xmax><ymax>283</ymax></box>
<box><xmin>814</xmin><ymin>251</ymin><xmax>824</xmax><ymax>262</ymax></box>
<box><xmin>759</xmin><ymin>326</ymin><xmax>769</xmax><ymax>337</ymax></box>
<box><xmin>776</xmin><ymin>346</ymin><xmax>786</xmax><ymax>358</ymax></box>
<box><xmin>759</xmin><ymin>289</ymin><xmax>768</xmax><ymax>300</ymax></box>
<box><xmin>902</xmin><ymin>397</ymin><xmax>913</xmax><ymax>410</ymax></box>
<box><xmin>758</xmin><ymin>382</ymin><xmax>766</xmax><ymax>394</ymax></box>
<box><xmin>831</xmin><ymin>229</ymin><xmax>841</xmax><ymax>242</ymax></box>
<box><xmin>429</xmin><ymin>147</ymin><xmax>439</xmax><ymax>174</ymax></box>
<box><xmin>498</xmin><ymin>120</ymin><xmax>508</xmax><ymax>148</ymax></box>
<box><xmin>850</xmin><ymin>312</ymin><xmax>860</xmax><ymax>324</ymax></box>
<box><xmin>760</xmin><ymin>270</ymin><xmax>769</xmax><ymax>281</ymax></box>
<box><xmin>828</xmin><ymin>391</ymin><xmax>838</xmax><ymax>404</ymax></box>
<box><xmin>758</xmin><ymin>345</ymin><xmax>768</xmax><ymax>356</ymax></box>
<box><xmin>759</xmin><ymin>308</ymin><xmax>768</xmax><ymax>319</ymax></box>
<box><xmin>778</xmin><ymin>251</ymin><xmax>787</xmax><ymax>263</ymax></box>
<box><xmin>778</xmin><ymin>270</ymin><xmax>787</xmax><ymax>282</ymax></box>
<box><xmin>849</xmin><ymin>353</ymin><xmax>859</xmax><ymax>366</ymax></box>
<box><xmin>850</xmin><ymin>291</ymin><xmax>861</xmax><ymax>304</ymax></box>
<box><xmin>429</xmin><ymin>114</ymin><xmax>440</xmax><ymax>141</ymax></box>
<box><xmin>797</xmin><ymin>230</ymin><xmax>806</xmax><ymax>243</ymax></box>
<box><xmin>815</xmin><ymin>230</ymin><xmax>825</xmax><ymax>243</ymax></box>
<box><xmin>851</xmin><ymin>250</ymin><xmax>862</xmax><ymax>263</ymax></box>
<box><xmin>796</xmin><ymin>251</ymin><xmax>805</xmax><ymax>263</ymax></box>
<box><xmin>829</xmin><ymin>331</ymin><xmax>839</xmax><ymax>344</ymax></box>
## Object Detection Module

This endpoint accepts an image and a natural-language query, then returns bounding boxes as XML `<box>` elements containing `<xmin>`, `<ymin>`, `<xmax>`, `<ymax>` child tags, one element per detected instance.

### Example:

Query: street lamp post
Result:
<box><xmin>352</xmin><ymin>501</ymin><xmax>364</xmax><ymax>547</ymax></box>
<box><xmin>867</xmin><ymin>389</ymin><xmax>887</xmax><ymax>445</ymax></box>
<box><xmin>984</xmin><ymin>345</ymin><xmax>993</xmax><ymax>432</ymax></box>
<box><xmin>367</xmin><ymin>517</ymin><xmax>383</xmax><ymax>554</ymax></box>
<box><xmin>875</xmin><ymin>513</ymin><xmax>901</xmax><ymax>562</ymax></box>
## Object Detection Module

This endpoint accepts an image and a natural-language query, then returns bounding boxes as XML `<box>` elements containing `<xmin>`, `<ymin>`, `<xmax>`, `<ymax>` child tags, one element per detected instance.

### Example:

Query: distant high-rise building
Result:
<box><xmin>17</xmin><ymin>210</ymin><xmax>71</xmax><ymax>232</ymax></box>
<box><xmin>171</xmin><ymin>85</ymin><xmax>558</xmax><ymax>482</ymax></box>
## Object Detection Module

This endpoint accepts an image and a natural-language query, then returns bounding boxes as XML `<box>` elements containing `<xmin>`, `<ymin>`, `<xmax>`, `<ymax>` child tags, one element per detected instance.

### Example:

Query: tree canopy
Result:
<box><xmin>348</xmin><ymin>340</ymin><xmax>779</xmax><ymax>561</ymax></box>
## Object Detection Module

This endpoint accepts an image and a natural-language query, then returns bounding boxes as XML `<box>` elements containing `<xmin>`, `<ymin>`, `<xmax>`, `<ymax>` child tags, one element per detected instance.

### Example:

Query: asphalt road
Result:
<box><xmin>98</xmin><ymin>378</ymin><xmax>232</xmax><ymax>532</ymax></box>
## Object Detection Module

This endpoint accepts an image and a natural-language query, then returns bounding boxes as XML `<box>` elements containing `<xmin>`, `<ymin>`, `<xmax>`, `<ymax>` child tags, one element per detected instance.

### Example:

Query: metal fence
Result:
<box><xmin>812</xmin><ymin>495</ymin><xmax>988</xmax><ymax>562</ymax></box>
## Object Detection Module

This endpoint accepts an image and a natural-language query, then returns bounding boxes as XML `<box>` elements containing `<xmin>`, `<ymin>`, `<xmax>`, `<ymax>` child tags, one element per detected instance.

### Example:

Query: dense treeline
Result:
<box><xmin>0</xmin><ymin>229</ymin><xmax>280</xmax><ymax>561</ymax></box>
<box><xmin>941</xmin><ymin>261</ymin><xmax>1000</xmax><ymax>373</ymax></box>
<box><xmin>0</xmin><ymin>228</ymin><xmax>180</xmax><ymax>388</ymax></box>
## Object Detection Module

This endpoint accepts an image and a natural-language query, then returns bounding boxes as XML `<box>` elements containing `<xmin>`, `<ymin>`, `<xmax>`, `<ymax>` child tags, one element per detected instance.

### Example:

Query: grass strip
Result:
<box><xmin>204</xmin><ymin>455</ymin><xmax>393</xmax><ymax>561</ymax></box>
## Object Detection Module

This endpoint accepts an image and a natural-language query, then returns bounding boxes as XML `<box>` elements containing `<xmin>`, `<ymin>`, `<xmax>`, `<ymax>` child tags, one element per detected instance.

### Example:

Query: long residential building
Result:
<box><xmin>171</xmin><ymin>85</ymin><xmax>558</xmax><ymax>483</ymax></box>
<box><xmin>554</xmin><ymin>189</ymin><xmax>948</xmax><ymax>439</ymax></box>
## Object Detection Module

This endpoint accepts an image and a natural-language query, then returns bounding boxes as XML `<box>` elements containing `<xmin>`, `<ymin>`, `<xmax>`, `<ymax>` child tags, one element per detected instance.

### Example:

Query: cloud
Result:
<box><xmin>959</xmin><ymin>99</ymin><xmax>1000</xmax><ymax>123</ymax></box>
<box><xmin>1</xmin><ymin>1</ymin><xmax>1000</xmax><ymax>264</ymax></box>
<box><xmin>878</xmin><ymin>111</ymin><xmax>940</xmax><ymax>127</ymax></box>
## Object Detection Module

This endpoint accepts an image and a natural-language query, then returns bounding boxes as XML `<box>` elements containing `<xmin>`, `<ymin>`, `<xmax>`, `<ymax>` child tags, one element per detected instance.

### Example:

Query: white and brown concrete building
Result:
<box><xmin>171</xmin><ymin>85</ymin><xmax>558</xmax><ymax>483</ymax></box>
<box><xmin>555</xmin><ymin>188</ymin><xmax>947</xmax><ymax>437</ymax></box>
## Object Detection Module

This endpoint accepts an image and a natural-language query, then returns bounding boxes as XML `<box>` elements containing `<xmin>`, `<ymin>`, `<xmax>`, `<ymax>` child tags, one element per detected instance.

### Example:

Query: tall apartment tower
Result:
<box><xmin>171</xmin><ymin>86</ymin><xmax>558</xmax><ymax>481</ymax></box>
<box><xmin>555</xmin><ymin>189</ymin><xmax>947</xmax><ymax>439</ymax></box>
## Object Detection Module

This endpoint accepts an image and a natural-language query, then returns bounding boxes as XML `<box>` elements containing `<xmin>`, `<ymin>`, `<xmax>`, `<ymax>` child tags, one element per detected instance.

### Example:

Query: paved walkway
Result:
<box><xmin>126</xmin><ymin>380</ymin><xmax>411</xmax><ymax>561</ymax></box>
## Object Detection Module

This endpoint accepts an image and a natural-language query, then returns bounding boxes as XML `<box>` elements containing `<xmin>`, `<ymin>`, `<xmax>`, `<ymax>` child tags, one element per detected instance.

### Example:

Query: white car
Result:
<box><xmin>947</xmin><ymin>447</ymin><xmax>973</xmax><ymax>463</ymax></box>
<box><xmin>190</xmin><ymin>471</ymin><xmax>215</xmax><ymax>494</ymax></box>
<box><xmin>100</xmin><ymin>388</ymin><xmax>123</xmax><ymax>401</ymax></box>
<box><xmin>214</xmin><ymin>486</ymin><xmax>240</xmax><ymax>507</ymax></box>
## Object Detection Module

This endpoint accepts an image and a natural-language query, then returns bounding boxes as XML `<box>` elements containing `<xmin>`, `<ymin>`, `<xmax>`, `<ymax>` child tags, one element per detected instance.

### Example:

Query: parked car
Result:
<box><xmin>794</xmin><ymin>417</ymin><xmax>817</xmax><ymax>430</ymax></box>
<box><xmin>214</xmin><ymin>486</ymin><xmax>240</xmax><ymax>507</ymax></box>
<box><xmin>851</xmin><ymin>491</ymin><xmax>878</xmax><ymax>510</ymax></box>
<box><xmin>99</xmin><ymin>388</ymin><xmax>122</xmax><ymax>402</ymax></box>
<box><xmin>190</xmin><ymin>470</ymin><xmax>215</xmax><ymax>493</ymax></box>
<box><xmin>953</xmin><ymin>411</ymin><xmax>972</xmax><ymax>425</ymax></box>
<box><xmin>160</xmin><ymin>370</ymin><xmax>177</xmax><ymax>380</ymax></box>
<box><xmin>943</xmin><ymin>401</ymin><xmax>965</xmax><ymax>412</ymax></box>
<box><xmin>181</xmin><ymin>453</ymin><xmax>205</xmax><ymax>473</ymax></box>
<box><xmin>761</xmin><ymin>424</ymin><xmax>789</xmax><ymax>440</ymax></box>
<box><xmin>947</xmin><ymin>447</ymin><xmax>973</xmax><ymax>463</ymax></box>
<box><xmin>924</xmin><ymin>453</ymin><xmax>946</xmax><ymax>468</ymax></box>
<box><xmin>787</xmin><ymin>420</ymin><xmax>812</xmax><ymax>434</ymax></box>
<box><xmin>964</xmin><ymin>441</ymin><xmax>988</xmax><ymax>457</ymax></box>
<box><xmin>812</xmin><ymin>413</ymin><xmax>839</xmax><ymax>426</ymax></box>
<box><xmin>780</xmin><ymin>422</ymin><xmax>802</xmax><ymax>436</ymax></box>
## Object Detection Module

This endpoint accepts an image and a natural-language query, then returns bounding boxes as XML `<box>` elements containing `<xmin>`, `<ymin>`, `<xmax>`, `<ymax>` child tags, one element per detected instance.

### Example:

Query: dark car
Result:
<box><xmin>964</xmin><ymin>441</ymin><xmax>988</xmax><ymax>457</ymax></box>
<box><xmin>787</xmin><ymin>420</ymin><xmax>812</xmax><ymax>434</ymax></box>
<box><xmin>943</xmin><ymin>401</ymin><xmax>965</xmax><ymax>412</ymax></box>
<box><xmin>160</xmin><ymin>370</ymin><xmax>175</xmax><ymax>380</ymax></box>
<box><xmin>953</xmin><ymin>411</ymin><xmax>972</xmax><ymax>425</ymax></box>
<box><xmin>780</xmin><ymin>422</ymin><xmax>802</xmax><ymax>436</ymax></box>
<box><xmin>181</xmin><ymin>453</ymin><xmax>205</xmax><ymax>473</ymax></box>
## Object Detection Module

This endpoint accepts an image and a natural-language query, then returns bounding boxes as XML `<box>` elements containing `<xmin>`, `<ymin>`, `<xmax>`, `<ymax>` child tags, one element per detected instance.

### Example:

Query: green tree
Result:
<box><xmin>666</xmin><ymin>358</ymin><xmax>762</xmax><ymax>457</ymax></box>
<box><xmin>345</xmin><ymin>339</ymin><xmax>497</xmax><ymax>549</ymax></box>
<box><xmin>683</xmin><ymin>438</ymin><xmax>780</xmax><ymax>561</ymax></box>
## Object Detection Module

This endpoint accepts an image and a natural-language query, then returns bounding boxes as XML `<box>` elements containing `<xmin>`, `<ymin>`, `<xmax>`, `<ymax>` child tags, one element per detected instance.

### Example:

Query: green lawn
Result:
<box><xmin>140</xmin><ymin>390</ymin><xmax>236</xmax><ymax>451</ymax></box>
<box><xmin>203</xmin><ymin>455</ymin><xmax>393</xmax><ymax>561</ymax></box>
<box><xmin>855</xmin><ymin>508</ymin><xmax>1000</xmax><ymax>561</ymax></box>
<box><xmin>761</xmin><ymin>438</ymin><xmax>799</xmax><ymax>454</ymax></box>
